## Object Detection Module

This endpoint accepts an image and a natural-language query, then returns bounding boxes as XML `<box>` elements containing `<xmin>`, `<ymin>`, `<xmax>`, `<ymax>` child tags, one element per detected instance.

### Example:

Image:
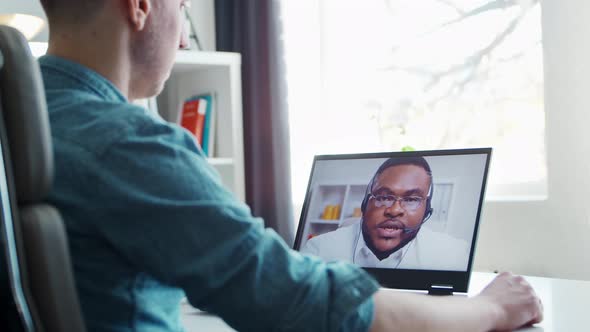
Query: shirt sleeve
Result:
<box><xmin>86</xmin><ymin>120</ymin><xmax>380</xmax><ymax>332</ymax></box>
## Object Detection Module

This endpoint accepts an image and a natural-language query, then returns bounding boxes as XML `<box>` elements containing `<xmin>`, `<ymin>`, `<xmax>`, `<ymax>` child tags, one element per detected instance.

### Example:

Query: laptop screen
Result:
<box><xmin>293</xmin><ymin>148</ymin><xmax>491</xmax><ymax>292</ymax></box>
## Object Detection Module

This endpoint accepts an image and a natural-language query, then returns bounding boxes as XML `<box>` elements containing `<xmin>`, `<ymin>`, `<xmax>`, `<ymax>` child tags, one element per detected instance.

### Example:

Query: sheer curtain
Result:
<box><xmin>215</xmin><ymin>0</ymin><xmax>294</xmax><ymax>243</ymax></box>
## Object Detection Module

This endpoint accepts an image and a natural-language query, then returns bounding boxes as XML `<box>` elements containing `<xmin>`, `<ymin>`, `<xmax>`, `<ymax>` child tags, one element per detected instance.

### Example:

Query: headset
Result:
<box><xmin>353</xmin><ymin>157</ymin><xmax>434</xmax><ymax>264</ymax></box>
<box><xmin>360</xmin><ymin>156</ymin><xmax>434</xmax><ymax>234</ymax></box>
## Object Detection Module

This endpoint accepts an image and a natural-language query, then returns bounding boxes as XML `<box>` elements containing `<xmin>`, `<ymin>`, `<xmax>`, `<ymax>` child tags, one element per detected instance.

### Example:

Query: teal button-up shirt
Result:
<box><xmin>39</xmin><ymin>55</ymin><xmax>378</xmax><ymax>332</ymax></box>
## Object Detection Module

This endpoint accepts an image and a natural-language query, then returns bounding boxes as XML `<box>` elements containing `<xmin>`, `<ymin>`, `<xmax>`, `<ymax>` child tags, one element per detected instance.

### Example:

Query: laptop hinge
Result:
<box><xmin>428</xmin><ymin>284</ymin><xmax>454</xmax><ymax>296</ymax></box>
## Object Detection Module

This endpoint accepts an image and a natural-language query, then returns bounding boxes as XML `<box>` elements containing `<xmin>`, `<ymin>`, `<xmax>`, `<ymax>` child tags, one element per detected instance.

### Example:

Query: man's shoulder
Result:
<box><xmin>49</xmin><ymin>97</ymin><xmax>185</xmax><ymax>157</ymax></box>
<box><xmin>400</xmin><ymin>226</ymin><xmax>471</xmax><ymax>271</ymax></box>
<box><xmin>418</xmin><ymin>227</ymin><xmax>469</xmax><ymax>246</ymax></box>
<box><xmin>309</xmin><ymin>223</ymin><xmax>359</xmax><ymax>244</ymax></box>
<box><xmin>302</xmin><ymin>223</ymin><xmax>359</xmax><ymax>260</ymax></box>
<box><xmin>414</xmin><ymin>226</ymin><xmax>471</xmax><ymax>258</ymax></box>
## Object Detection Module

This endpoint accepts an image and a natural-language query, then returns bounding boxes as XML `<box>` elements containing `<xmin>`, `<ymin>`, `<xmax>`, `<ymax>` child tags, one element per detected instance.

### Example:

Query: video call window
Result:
<box><xmin>296</xmin><ymin>153</ymin><xmax>488</xmax><ymax>272</ymax></box>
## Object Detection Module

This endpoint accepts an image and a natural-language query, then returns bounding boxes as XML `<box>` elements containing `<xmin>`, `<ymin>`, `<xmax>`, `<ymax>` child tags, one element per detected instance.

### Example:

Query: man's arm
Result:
<box><xmin>370</xmin><ymin>272</ymin><xmax>543</xmax><ymax>332</ymax></box>
<box><xmin>84</xmin><ymin>120</ymin><xmax>380</xmax><ymax>332</ymax></box>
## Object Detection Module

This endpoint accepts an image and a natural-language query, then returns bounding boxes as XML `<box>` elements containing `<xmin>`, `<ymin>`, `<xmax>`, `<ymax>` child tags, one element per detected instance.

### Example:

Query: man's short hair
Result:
<box><xmin>40</xmin><ymin>0</ymin><xmax>105</xmax><ymax>25</ymax></box>
<box><xmin>372</xmin><ymin>156</ymin><xmax>433</xmax><ymax>189</ymax></box>
<box><xmin>361</xmin><ymin>156</ymin><xmax>433</xmax><ymax>213</ymax></box>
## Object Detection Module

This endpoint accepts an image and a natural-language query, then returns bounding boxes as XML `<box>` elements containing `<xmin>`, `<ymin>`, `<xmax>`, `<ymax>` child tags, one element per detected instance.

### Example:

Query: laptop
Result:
<box><xmin>293</xmin><ymin>148</ymin><xmax>492</xmax><ymax>295</ymax></box>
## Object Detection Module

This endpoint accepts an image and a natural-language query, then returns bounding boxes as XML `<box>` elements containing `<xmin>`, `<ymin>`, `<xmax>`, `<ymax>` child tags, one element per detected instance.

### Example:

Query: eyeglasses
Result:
<box><xmin>368</xmin><ymin>193</ymin><xmax>426</xmax><ymax>211</ymax></box>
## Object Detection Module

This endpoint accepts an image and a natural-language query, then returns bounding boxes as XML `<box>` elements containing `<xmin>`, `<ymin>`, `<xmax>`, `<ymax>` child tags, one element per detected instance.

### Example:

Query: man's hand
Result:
<box><xmin>370</xmin><ymin>271</ymin><xmax>543</xmax><ymax>332</ymax></box>
<box><xmin>476</xmin><ymin>271</ymin><xmax>544</xmax><ymax>331</ymax></box>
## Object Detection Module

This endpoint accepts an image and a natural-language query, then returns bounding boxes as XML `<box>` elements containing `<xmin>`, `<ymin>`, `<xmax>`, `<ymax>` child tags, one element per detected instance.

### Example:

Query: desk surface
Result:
<box><xmin>181</xmin><ymin>272</ymin><xmax>590</xmax><ymax>332</ymax></box>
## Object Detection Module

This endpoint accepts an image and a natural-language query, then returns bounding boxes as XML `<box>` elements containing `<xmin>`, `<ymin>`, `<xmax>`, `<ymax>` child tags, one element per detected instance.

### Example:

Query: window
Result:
<box><xmin>281</xmin><ymin>0</ymin><xmax>546</xmax><ymax>213</ymax></box>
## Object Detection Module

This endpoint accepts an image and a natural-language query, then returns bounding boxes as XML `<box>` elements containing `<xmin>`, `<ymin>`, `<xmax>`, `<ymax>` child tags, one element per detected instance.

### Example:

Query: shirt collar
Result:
<box><xmin>38</xmin><ymin>55</ymin><xmax>127</xmax><ymax>103</ymax></box>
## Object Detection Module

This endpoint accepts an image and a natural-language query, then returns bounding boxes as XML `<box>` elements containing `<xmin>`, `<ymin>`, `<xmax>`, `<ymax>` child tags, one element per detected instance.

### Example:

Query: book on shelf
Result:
<box><xmin>179</xmin><ymin>92</ymin><xmax>216</xmax><ymax>156</ymax></box>
<box><xmin>200</xmin><ymin>93</ymin><xmax>216</xmax><ymax>157</ymax></box>
<box><xmin>180</xmin><ymin>97</ymin><xmax>206</xmax><ymax>146</ymax></box>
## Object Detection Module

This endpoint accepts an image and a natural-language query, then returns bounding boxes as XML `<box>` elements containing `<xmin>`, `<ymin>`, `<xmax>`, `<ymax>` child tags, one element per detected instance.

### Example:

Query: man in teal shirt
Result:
<box><xmin>38</xmin><ymin>0</ymin><xmax>542</xmax><ymax>331</ymax></box>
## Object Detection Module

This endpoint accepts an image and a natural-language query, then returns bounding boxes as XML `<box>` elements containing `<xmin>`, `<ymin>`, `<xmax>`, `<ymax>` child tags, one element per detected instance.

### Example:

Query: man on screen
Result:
<box><xmin>302</xmin><ymin>157</ymin><xmax>470</xmax><ymax>270</ymax></box>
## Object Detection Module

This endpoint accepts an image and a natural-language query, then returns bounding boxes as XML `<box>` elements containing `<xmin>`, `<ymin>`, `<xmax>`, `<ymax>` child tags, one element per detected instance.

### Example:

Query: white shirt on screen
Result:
<box><xmin>301</xmin><ymin>220</ymin><xmax>470</xmax><ymax>271</ymax></box>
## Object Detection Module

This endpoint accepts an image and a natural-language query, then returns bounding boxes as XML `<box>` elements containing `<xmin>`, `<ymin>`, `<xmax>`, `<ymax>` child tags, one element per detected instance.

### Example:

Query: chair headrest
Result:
<box><xmin>0</xmin><ymin>25</ymin><xmax>53</xmax><ymax>204</ymax></box>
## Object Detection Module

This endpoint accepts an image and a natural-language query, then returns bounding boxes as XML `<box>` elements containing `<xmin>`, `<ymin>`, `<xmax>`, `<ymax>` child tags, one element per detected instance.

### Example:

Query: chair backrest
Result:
<box><xmin>0</xmin><ymin>25</ymin><xmax>86</xmax><ymax>332</ymax></box>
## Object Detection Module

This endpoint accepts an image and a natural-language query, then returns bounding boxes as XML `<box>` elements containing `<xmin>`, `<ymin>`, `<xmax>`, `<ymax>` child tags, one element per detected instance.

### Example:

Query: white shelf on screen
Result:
<box><xmin>309</xmin><ymin>219</ymin><xmax>340</xmax><ymax>225</ymax></box>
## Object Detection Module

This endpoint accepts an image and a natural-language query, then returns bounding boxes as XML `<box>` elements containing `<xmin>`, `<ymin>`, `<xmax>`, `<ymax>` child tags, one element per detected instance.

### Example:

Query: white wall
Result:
<box><xmin>473</xmin><ymin>0</ymin><xmax>590</xmax><ymax>280</ymax></box>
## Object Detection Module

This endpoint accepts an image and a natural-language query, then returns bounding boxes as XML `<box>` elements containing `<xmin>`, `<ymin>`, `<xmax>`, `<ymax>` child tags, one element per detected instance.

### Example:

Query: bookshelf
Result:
<box><xmin>300</xmin><ymin>184</ymin><xmax>366</xmax><ymax>246</ymax></box>
<box><xmin>31</xmin><ymin>46</ymin><xmax>245</xmax><ymax>202</ymax></box>
<box><xmin>157</xmin><ymin>50</ymin><xmax>245</xmax><ymax>202</ymax></box>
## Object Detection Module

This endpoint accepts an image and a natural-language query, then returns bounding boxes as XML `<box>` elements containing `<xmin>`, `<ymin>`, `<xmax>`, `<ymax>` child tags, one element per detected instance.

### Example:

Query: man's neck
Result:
<box><xmin>46</xmin><ymin>27</ymin><xmax>131</xmax><ymax>99</ymax></box>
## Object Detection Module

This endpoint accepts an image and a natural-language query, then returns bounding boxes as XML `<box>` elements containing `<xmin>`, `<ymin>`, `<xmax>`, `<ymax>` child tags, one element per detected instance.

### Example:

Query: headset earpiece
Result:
<box><xmin>360</xmin><ymin>192</ymin><xmax>369</xmax><ymax>213</ymax></box>
<box><xmin>422</xmin><ymin>183</ymin><xmax>434</xmax><ymax>222</ymax></box>
<box><xmin>423</xmin><ymin>203</ymin><xmax>433</xmax><ymax>222</ymax></box>
<box><xmin>360</xmin><ymin>160</ymin><xmax>434</xmax><ymax>223</ymax></box>
<box><xmin>360</xmin><ymin>172</ymin><xmax>376</xmax><ymax>214</ymax></box>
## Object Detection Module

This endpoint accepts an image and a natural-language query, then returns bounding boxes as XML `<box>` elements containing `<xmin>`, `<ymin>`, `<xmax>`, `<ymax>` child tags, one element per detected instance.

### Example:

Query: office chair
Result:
<box><xmin>0</xmin><ymin>25</ymin><xmax>86</xmax><ymax>332</ymax></box>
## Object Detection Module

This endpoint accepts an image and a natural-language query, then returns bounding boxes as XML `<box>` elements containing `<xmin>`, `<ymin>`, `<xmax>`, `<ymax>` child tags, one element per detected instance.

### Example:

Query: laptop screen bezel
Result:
<box><xmin>292</xmin><ymin>148</ymin><xmax>492</xmax><ymax>293</ymax></box>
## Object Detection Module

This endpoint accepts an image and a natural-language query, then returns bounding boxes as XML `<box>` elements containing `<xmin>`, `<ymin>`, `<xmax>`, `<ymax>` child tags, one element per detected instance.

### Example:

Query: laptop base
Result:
<box><xmin>428</xmin><ymin>284</ymin><xmax>454</xmax><ymax>296</ymax></box>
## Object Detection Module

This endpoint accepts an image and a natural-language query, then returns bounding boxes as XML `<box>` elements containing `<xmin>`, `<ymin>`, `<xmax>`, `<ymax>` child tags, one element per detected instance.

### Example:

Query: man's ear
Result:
<box><xmin>126</xmin><ymin>0</ymin><xmax>151</xmax><ymax>31</ymax></box>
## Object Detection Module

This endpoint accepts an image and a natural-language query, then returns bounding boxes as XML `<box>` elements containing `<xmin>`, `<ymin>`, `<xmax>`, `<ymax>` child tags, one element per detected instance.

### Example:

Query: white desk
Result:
<box><xmin>181</xmin><ymin>272</ymin><xmax>590</xmax><ymax>332</ymax></box>
<box><xmin>467</xmin><ymin>272</ymin><xmax>589</xmax><ymax>332</ymax></box>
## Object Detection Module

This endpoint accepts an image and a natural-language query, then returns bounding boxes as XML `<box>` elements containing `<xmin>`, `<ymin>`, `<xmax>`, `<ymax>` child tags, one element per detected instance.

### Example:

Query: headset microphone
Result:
<box><xmin>402</xmin><ymin>223</ymin><xmax>424</xmax><ymax>234</ymax></box>
<box><xmin>360</xmin><ymin>157</ymin><xmax>434</xmax><ymax>230</ymax></box>
<box><xmin>355</xmin><ymin>156</ymin><xmax>435</xmax><ymax>263</ymax></box>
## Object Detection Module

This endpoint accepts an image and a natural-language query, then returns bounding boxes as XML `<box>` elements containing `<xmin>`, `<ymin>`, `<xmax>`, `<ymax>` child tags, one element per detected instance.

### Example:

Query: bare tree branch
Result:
<box><xmin>378</xmin><ymin>64</ymin><xmax>436</xmax><ymax>78</ymax></box>
<box><xmin>496</xmin><ymin>39</ymin><xmax>542</xmax><ymax>63</ymax></box>
<box><xmin>435</xmin><ymin>0</ymin><xmax>466</xmax><ymax>16</ymax></box>
<box><xmin>374</xmin><ymin>0</ymin><xmax>542</xmax><ymax>143</ymax></box>
<box><xmin>383</xmin><ymin>0</ymin><xmax>540</xmax><ymax>92</ymax></box>
<box><xmin>425</xmin><ymin>10</ymin><xmax>524</xmax><ymax>91</ymax></box>
<box><xmin>439</xmin><ymin>0</ymin><xmax>520</xmax><ymax>29</ymax></box>
<box><xmin>423</xmin><ymin>39</ymin><xmax>543</xmax><ymax>109</ymax></box>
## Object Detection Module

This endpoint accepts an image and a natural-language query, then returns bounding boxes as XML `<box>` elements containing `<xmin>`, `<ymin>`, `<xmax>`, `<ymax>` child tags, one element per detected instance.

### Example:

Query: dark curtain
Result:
<box><xmin>215</xmin><ymin>0</ymin><xmax>294</xmax><ymax>244</ymax></box>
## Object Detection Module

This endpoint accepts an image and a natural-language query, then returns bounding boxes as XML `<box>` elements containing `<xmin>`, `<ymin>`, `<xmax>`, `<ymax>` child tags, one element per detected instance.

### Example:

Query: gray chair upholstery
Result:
<box><xmin>0</xmin><ymin>25</ymin><xmax>86</xmax><ymax>332</ymax></box>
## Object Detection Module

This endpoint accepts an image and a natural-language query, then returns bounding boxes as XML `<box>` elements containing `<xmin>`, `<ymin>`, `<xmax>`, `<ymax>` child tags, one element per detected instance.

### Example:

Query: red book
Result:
<box><xmin>180</xmin><ymin>98</ymin><xmax>206</xmax><ymax>145</ymax></box>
